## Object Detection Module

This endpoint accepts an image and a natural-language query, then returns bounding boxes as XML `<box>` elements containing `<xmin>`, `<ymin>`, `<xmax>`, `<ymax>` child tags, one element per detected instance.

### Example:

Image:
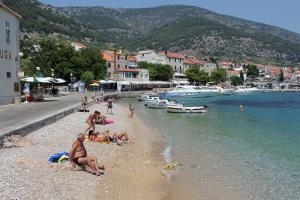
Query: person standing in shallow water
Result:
<box><xmin>107</xmin><ymin>98</ymin><xmax>113</xmax><ymax>114</ymax></box>
<box><xmin>128</xmin><ymin>104</ymin><xmax>135</xmax><ymax>118</ymax></box>
<box><xmin>240</xmin><ymin>104</ymin><xmax>244</xmax><ymax>112</ymax></box>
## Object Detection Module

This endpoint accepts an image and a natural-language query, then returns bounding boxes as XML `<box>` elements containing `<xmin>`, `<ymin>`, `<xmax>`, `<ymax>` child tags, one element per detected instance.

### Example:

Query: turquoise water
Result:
<box><xmin>122</xmin><ymin>93</ymin><xmax>300</xmax><ymax>199</ymax></box>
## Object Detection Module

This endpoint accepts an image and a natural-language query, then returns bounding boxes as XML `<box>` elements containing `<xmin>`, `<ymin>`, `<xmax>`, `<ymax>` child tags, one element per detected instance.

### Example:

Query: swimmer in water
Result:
<box><xmin>240</xmin><ymin>104</ymin><xmax>244</xmax><ymax>112</ymax></box>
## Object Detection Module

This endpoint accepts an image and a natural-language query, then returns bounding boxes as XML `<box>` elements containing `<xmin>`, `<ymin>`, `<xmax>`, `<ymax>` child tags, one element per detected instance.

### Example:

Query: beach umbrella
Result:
<box><xmin>90</xmin><ymin>82</ymin><xmax>100</xmax><ymax>96</ymax></box>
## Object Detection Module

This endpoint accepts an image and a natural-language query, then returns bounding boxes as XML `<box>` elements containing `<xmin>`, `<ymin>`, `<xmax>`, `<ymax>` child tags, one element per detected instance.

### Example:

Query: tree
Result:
<box><xmin>138</xmin><ymin>62</ymin><xmax>173</xmax><ymax>81</ymax></box>
<box><xmin>279</xmin><ymin>69</ymin><xmax>284</xmax><ymax>82</ymax></box>
<box><xmin>185</xmin><ymin>65</ymin><xmax>209</xmax><ymax>85</ymax></box>
<box><xmin>185</xmin><ymin>65</ymin><xmax>200</xmax><ymax>84</ymax></box>
<box><xmin>210</xmin><ymin>68</ymin><xmax>227</xmax><ymax>83</ymax></box>
<box><xmin>81</xmin><ymin>71</ymin><xmax>94</xmax><ymax>86</ymax></box>
<box><xmin>239</xmin><ymin>70</ymin><xmax>244</xmax><ymax>83</ymax></box>
<box><xmin>245</xmin><ymin>64</ymin><xmax>259</xmax><ymax>79</ymax></box>
<box><xmin>230</xmin><ymin>76</ymin><xmax>243</xmax><ymax>86</ymax></box>
<box><xmin>20</xmin><ymin>38</ymin><xmax>107</xmax><ymax>82</ymax></box>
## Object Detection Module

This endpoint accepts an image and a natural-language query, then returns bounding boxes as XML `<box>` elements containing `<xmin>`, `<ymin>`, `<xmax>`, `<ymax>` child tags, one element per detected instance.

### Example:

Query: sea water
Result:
<box><xmin>121</xmin><ymin>92</ymin><xmax>300</xmax><ymax>199</ymax></box>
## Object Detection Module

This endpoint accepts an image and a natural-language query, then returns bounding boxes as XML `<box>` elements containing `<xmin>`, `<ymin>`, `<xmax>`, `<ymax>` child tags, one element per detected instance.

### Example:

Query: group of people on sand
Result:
<box><xmin>69</xmin><ymin>96</ymin><xmax>130</xmax><ymax>176</ymax></box>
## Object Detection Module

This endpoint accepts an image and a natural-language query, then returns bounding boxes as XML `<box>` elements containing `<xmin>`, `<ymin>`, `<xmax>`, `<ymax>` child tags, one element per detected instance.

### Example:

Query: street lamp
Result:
<box><xmin>51</xmin><ymin>68</ymin><xmax>54</xmax><ymax>91</ymax></box>
<box><xmin>70</xmin><ymin>73</ymin><xmax>73</xmax><ymax>93</ymax></box>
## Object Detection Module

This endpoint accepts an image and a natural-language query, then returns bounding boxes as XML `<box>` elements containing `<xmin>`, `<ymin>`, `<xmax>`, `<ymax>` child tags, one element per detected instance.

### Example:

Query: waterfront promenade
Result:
<box><xmin>0</xmin><ymin>93</ymin><xmax>90</xmax><ymax>138</ymax></box>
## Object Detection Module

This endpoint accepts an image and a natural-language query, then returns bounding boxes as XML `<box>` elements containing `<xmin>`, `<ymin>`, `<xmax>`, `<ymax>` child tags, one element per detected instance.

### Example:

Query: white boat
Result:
<box><xmin>162</xmin><ymin>85</ymin><xmax>222</xmax><ymax>98</ymax></box>
<box><xmin>217</xmin><ymin>87</ymin><xmax>236</xmax><ymax>95</ymax></box>
<box><xmin>147</xmin><ymin>99</ymin><xmax>177</xmax><ymax>109</ymax></box>
<box><xmin>167</xmin><ymin>104</ymin><xmax>208</xmax><ymax>113</ymax></box>
<box><xmin>138</xmin><ymin>94</ymin><xmax>158</xmax><ymax>101</ymax></box>
<box><xmin>144</xmin><ymin>96</ymin><xmax>160</xmax><ymax>106</ymax></box>
<box><xmin>235</xmin><ymin>86</ymin><xmax>259</xmax><ymax>93</ymax></box>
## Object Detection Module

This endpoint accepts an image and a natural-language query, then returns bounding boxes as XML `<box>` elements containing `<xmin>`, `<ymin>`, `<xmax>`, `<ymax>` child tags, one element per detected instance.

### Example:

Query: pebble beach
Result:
<box><xmin>0</xmin><ymin>101</ymin><xmax>168</xmax><ymax>200</ymax></box>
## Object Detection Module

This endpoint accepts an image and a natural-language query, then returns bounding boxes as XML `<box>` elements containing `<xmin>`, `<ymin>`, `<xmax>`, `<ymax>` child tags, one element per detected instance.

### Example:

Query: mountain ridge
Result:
<box><xmin>2</xmin><ymin>0</ymin><xmax>300</xmax><ymax>64</ymax></box>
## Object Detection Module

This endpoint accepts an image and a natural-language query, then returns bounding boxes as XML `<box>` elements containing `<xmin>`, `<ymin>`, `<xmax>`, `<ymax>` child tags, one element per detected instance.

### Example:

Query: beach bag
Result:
<box><xmin>48</xmin><ymin>152</ymin><xmax>70</xmax><ymax>163</ymax></box>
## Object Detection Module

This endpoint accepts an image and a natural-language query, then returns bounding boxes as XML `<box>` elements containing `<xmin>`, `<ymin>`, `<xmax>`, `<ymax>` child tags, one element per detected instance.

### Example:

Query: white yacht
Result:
<box><xmin>162</xmin><ymin>85</ymin><xmax>224</xmax><ymax>98</ymax></box>
<box><xmin>235</xmin><ymin>86</ymin><xmax>260</xmax><ymax>93</ymax></box>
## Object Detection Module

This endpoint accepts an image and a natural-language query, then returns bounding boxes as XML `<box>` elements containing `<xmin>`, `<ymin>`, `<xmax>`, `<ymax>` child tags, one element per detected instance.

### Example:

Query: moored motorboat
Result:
<box><xmin>167</xmin><ymin>104</ymin><xmax>207</xmax><ymax>113</ymax></box>
<box><xmin>144</xmin><ymin>96</ymin><xmax>160</xmax><ymax>106</ymax></box>
<box><xmin>147</xmin><ymin>99</ymin><xmax>177</xmax><ymax>109</ymax></box>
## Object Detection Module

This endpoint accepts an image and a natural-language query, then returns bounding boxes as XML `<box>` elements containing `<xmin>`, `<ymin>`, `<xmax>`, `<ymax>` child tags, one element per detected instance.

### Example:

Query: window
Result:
<box><xmin>7</xmin><ymin>72</ymin><xmax>11</xmax><ymax>78</ymax></box>
<box><xmin>180</xmin><ymin>66</ymin><xmax>181</xmax><ymax>70</ymax></box>
<box><xmin>175</xmin><ymin>59</ymin><xmax>177</xmax><ymax>62</ymax></box>
<box><xmin>180</xmin><ymin>59</ymin><xmax>182</xmax><ymax>63</ymax></box>
<box><xmin>142</xmin><ymin>54</ymin><xmax>144</xmax><ymax>57</ymax></box>
<box><xmin>117</xmin><ymin>65</ymin><xmax>120</xmax><ymax>68</ymax></box>
<box><xmin>125</xmin><ymin>65</ymin><xmax>128</xmax><ymax>68</ymax></box>
<box><xmin>145</xmin><ymin>74</ymin><xmax>149</xmax><ymax>78</ymax></box>
<box><xmin>175</xmin><ymin>66</ymin><xmax>177</xmax><ymax>70</ymax></box>
<box><xmin>125</xmin><ymin>56</ymin><xmax>128</xmax><ymax>61</ymax></box>
<box><xmin>169</xmin><ymin>58</ymin><xmax>171</xmax><ymax>62</ymax></box>
<box><xmin>117</xmin><ymin>55</ymin><xmax>120</xmax><ymax>60</ymax></box>
<box><xmin>5</xmin><ymin>21</ymin><xmax>10</xmax><ymax>44</ymax></box>
<box><xmin>108</xmin><ymin>63</ymin><xmax>111</xmax><ymax>68</ymax></box>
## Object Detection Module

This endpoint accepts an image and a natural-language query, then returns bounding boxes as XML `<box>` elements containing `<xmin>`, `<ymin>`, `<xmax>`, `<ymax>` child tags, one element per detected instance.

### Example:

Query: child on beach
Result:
<box><xmin>128</xmin><ymin>104</ymin><xmax>135</xmax><ymax>118</ymax></box>
<box><xmin>106</xmin><ymin>98</ymin><xmax>113</xmax><ymax>114</ymax></box>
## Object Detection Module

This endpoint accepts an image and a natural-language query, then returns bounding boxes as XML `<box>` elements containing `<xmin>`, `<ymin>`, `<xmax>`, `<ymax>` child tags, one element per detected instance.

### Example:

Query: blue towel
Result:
<box><xmin>49</xmin><ymin>152</ymin><xmax>70</xmax><ymax>163</ymax></box>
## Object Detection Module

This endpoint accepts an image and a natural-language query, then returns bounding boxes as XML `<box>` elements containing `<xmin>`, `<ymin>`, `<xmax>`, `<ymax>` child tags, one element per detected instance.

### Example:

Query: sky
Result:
<box><xmin>40</xmin><ymin>0</ymin><xmax>300</xmax><ymax>34</ymax></box>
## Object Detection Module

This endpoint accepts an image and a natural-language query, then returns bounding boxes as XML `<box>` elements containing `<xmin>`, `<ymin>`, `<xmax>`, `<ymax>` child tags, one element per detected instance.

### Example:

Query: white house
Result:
<box><xmin>136</xmin><ymin>50</ymin><xmax>163</xmax><ymax>64</ymax></box>
<box><xmin>0</xmin><ymin>3</ymin><xmax>22</xmax><ymax>105</ymax></box>
<box><xmin>71</xmin><ymin>42</ymin><xmax>87</xmax><ymax>51</ymax></box>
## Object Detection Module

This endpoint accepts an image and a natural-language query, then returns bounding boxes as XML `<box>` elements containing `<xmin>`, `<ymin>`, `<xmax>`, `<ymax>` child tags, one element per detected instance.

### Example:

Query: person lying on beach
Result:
<box><xmin>70</xmin><ymin>133</ymin><xmax>103</xmax><ymax>176</ymax></box>
<box><xmin>84</xmin><ymin>111</ymin><xmax>100</xmax><ymax>133</ymax></box>
<box><xmin>88</xmin><ymin>130</ymin><xmax>110</xmax><ymax>143</ymax></box>
<box><xmin>102</xmin><ymin>130</ymin><xmax>129</xmax><ymax>144</ymax></box>
<box><xmin>95</xmin><ymin>114</ymin><xmax>107</xmax><ymax>124</ymax></box>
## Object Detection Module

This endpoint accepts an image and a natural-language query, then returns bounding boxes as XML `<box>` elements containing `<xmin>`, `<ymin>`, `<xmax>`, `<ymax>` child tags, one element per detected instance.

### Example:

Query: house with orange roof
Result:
<box><xmin>102</xmin><ymin>50</ymin><xmax>149</xmax><ymax>81</ymax></box>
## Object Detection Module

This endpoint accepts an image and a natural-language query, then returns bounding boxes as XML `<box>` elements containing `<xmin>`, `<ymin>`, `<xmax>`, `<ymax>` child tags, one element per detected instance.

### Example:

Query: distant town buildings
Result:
<box><xmin>102</xmin><ymin>50</ymin><xmax>149</xmax><ymax>81</ymax></box>
<box><xmin>0</xmin><ymin>2</ymin><xmax>22</xmax><ymax>105</ymax></box>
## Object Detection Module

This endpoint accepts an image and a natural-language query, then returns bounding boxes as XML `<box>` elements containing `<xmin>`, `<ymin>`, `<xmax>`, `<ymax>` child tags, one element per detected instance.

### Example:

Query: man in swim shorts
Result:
<box><xmin>84</xmin><ymin>111</ymin><xmax>100</xmax><ymax>133</ymax></box>
<box><xmin>70</xmin><ymin>134</ymin><xmax>102</xmax><ymax>176</ymax></box>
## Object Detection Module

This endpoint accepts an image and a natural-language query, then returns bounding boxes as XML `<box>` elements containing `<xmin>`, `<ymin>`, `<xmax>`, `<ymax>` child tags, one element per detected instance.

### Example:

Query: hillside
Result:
<box><xmin>1</xmin><ymin>0</ymin><xmax>104</xmax><ymax>46</ymax></box>
<box><xmin>60</xmin><ymin>5</ymin><xmax>300</xmax><ymax>64</ymax></box>
<box><xmin>2</xmin><ymin>0</ymin><xmax>300</xmax><ymax>64</ymax></box>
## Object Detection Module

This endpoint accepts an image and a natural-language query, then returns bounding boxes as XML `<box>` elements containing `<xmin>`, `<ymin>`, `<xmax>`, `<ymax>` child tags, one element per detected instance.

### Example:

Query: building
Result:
<box><xmin>136</xmin><ymin>50</ymin><xmax>162</xmax><ymax>64</ymax></box>
<box><xmin>102</xmin><ymin>50</ymin><xmax>149</xmax><ymax>81</ymax></box>
<box><xmin>71</xmin><ymin>42</ymin><xmax>87</xmax><ymax>51</ymax></box>
<box><xmin>0</xmin><ymin>3</ymin><xmax>22</xmax><ymax>105</ymax></box>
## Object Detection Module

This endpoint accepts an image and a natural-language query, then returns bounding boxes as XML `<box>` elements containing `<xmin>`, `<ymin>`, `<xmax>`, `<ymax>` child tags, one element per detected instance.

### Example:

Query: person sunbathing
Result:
<box><xmin>95</xmin><ymin>114</ymin><xmax>107</xmax><ymax>124</ymax></box>
<box><xmin>70</xmin><ymin>133</ymin><xmax>102</xmax><ymax>176</ymax></box>
<box><xmin>102</xmin><ymin>130</ymin><xmax>129</xmax><ymax>144</ymax></box>
<box><xmin>88</xmin><ymin>130</ymin><xmax>110</xmax><ymax>143</ymax></box>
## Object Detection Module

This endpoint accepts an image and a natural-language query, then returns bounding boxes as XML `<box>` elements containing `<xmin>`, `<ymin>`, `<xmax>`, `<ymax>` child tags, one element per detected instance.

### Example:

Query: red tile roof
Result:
<box><xmin>116</xmin><ymin>68</ymin><xmax>140</xmax><ymax>72</ymax></box>
<box><xmin>159</xmin><ymin>51</ymin><xmax>185</xmax><ymax>59</ymax></box>
<box><xmin>184</xmin><ymin>57</ymin><xmax>204</xmax><ymax>65</ymax></box>
<box><xmin>128</xmin><ymin>55</ymin><xmax>137</xmax><ymax>62</ymax></box>
<box><xmin>102</xmin><ymin>51</ymin><xmax>114</xmax><ymax>62</ymax></box>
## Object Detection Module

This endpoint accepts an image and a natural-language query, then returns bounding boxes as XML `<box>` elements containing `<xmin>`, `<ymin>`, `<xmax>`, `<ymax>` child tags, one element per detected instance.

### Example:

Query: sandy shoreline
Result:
<box><xmin>0</xmin><ymin>101</ymin><xmax>168</xmax><ymax>200</ymax></box>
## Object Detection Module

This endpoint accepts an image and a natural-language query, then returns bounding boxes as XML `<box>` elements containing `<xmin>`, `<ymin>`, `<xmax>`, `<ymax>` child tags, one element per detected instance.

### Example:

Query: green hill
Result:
<box><xmin>3</xmin><ymin>0</ymin><xmax>300</xmax><ymax>64</ymax></box>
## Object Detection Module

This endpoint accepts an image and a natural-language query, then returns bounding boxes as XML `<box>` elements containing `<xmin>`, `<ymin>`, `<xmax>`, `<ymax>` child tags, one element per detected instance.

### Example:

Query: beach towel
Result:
<box><xmin>95</xmin><ymin>119</ymin><xmax>114</xmax><ymax>125</ymax></box>
<box><xmin>49</xmin><ymin>152</ymin><xmax>70</xmax><ymax>163</ymax></box>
